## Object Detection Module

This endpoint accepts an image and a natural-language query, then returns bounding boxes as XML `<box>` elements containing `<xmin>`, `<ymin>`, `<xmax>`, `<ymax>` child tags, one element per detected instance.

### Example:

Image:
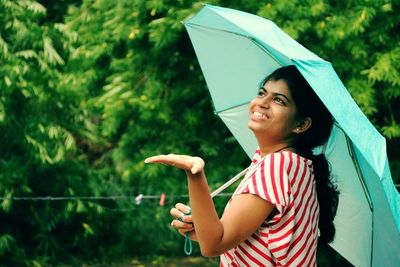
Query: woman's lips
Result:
<box><xmin>251</xmin><ymin>111</ymin><xmax>268</xmax><ymax>120</ymax></box>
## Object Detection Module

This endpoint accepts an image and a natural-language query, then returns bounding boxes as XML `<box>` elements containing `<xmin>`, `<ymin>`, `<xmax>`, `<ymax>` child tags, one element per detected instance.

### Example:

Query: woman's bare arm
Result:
<box><xmin>186</xmin><ymin>170</ymin><xmax>274</xmax><ymax>256</ymax></box>
<box><xmin>145</xmin><ymin>154</ymin><xmax>274</xmax><ymax>256</ymax></box>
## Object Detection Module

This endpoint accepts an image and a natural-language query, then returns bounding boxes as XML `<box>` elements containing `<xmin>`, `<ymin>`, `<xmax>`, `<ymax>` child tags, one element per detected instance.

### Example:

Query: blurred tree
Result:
<box><xmin>0</xmin><ymin>0</ymin><xmax>117</xmax><ymax>265</ymax></box>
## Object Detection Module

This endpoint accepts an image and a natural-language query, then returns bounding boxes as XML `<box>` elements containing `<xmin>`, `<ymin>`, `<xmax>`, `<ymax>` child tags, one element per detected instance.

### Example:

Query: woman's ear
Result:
<box><xmin>293</xmin><ymin>117</ymin><xmax>312</xmax><ymax>134</ymax></box>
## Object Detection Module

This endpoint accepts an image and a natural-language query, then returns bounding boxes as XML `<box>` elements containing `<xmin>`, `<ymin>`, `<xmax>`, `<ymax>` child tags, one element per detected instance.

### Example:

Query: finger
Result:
<box><xmin>188</xmin><ymin>157</ymin><xmax>205</xmax><ymax>174</ymax></box>
<box><xmin>170</xmin><ymin>210</ymin><xmax>193</xmax><ymax>224</ymax></box>
<box><xmin>144</xmin><ymin>155</ymin><xmax>189</xmax><ymax>169</ymax></box>
<box><xmin>175</xmin><ymin>203</ymin><xmax>191</xmax><ymax>214</ymax></box>
<box><xmin>178</xmin><ymin>228</ymin><xmax>194</xmax><ymax>236</ymax></box>
<box><xmin>178</xmin><ymin>229</ymin><xmax>197</xmax><ymax>242</ymax></box>
<box><xmin>170</xmin><ymin>207</ymin><xmax>185</xmax><ymax>219</ymax></box>
<box><xmin>178</xmin><ymin>214</ymin><xmax>193</xmax><ymax>224</ymax></box>
<box><xmin>171</xmin><ymin>219</ymin><xmax>194</xmax><ymax>230</ymax></box>
<box><xmin>144</xmin><ymin>155</ymin><xmax>170</xmax><ymax>164</ymax></box>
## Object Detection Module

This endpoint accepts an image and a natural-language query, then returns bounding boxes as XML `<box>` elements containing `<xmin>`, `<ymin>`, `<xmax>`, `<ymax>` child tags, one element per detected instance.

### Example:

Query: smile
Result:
<box><xmin>253</xmin><ymin>111</ymin><xmax>267</xmax><ymax>118</ymax></box>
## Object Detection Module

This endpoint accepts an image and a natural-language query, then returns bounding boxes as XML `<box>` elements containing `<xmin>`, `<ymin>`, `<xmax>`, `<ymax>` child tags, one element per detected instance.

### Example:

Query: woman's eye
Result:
<box><xmin>257</xmin><ymin>89</ymin><xmax>265</xmax><ymax>97</ymax></box>
<box><xmin>274</xmin><ymin>97</ymin><xmax>284</xmax><ymax>105</ymax></box>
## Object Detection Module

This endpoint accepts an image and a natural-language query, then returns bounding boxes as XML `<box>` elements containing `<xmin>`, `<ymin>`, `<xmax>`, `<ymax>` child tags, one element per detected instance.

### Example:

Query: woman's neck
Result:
<box><xmin>259</xmin><ymin>143</ymin><xmax>295</xmax><ymax>157</ymax></box>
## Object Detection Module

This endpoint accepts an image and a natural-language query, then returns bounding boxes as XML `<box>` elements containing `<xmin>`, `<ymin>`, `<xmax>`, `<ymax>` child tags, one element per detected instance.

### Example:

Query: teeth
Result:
<box><xmin>254</xmin><ymin>111</ymin><xmax>265</xmax><ymax>118</ymax></box>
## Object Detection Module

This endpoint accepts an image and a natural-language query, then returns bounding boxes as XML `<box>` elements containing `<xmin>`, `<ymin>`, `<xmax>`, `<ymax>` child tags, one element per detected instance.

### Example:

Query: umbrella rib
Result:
<box><xmin>339</xmin><ymin>124</ymin><xmax>374</xmax><ymax>211</ymax></box>
<box><xmin>214</xmin><ymin>101</ymin><xmax>250</xmax><ymax>114</ymax></box>
<box><xmin>185</xmin><ymin>22</ymin><xmax>253</xmax><ymax>39</ymax></box>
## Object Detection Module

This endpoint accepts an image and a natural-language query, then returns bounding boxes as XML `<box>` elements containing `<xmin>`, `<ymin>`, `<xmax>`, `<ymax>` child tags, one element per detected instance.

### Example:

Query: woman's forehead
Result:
<box><xmin>264</xmin><ymin>79</ymin><xmax>292</xmax><ymax>96</ymax></box>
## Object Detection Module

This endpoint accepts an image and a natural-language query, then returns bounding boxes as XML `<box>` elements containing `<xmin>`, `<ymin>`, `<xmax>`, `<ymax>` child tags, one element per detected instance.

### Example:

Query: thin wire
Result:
<box><xmin>0</xmin><ymin>192</ymin><xmax>234</xmax><ymax>202</ymax></box>
<box><xmin>1</xmin><ymin>196</ymin><xmax>132</xmax><ymax>201</ymax></box>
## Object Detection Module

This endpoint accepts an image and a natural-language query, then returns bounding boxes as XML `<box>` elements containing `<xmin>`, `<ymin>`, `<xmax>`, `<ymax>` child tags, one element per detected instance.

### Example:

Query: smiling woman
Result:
<box><xmin>145</xmin><ymin>65</ymin><xmax>339</xmax><ymax>266</ymax></box>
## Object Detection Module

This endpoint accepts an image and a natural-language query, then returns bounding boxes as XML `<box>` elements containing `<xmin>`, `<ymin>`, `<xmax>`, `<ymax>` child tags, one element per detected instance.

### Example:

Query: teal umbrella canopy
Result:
<box><xmin>184</xmin><ymin>5</ymin><xmax>400</xmax><ymax>267</ymax></box>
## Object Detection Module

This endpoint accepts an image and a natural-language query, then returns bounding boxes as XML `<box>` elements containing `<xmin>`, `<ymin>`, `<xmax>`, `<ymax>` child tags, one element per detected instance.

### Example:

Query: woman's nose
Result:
<box><xmin>259</xmin><ymin>96</ymin><xmax>271</xmax><ymax>108</ymax></box>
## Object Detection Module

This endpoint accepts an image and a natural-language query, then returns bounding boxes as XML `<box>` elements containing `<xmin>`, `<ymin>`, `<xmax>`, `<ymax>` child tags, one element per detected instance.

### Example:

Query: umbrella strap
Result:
<box><xmin>184</xmin><ymin>232</ymin><xmax>192</xmax><ymax>255</ymax></box>
<box><xmin>178</xmin><ymin>210</ymin><xmax>193</xmax><ymax>255</ymax></box>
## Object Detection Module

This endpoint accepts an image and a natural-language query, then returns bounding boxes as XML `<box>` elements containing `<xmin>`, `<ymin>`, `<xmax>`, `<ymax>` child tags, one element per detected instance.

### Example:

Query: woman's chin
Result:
<box><xmin>248</xmin><ymin>122</ymin><xmax>255</xmax><ymax>131</ymax></box>
<box><xmin>248</xmin><ymin>125</ymin><xmax>263</xmax><ymax>135</ymax></box>
<box><xmin>248</xmin><ymin>121</ymin><xmax>262</xmax><ymax>132</ymax></box>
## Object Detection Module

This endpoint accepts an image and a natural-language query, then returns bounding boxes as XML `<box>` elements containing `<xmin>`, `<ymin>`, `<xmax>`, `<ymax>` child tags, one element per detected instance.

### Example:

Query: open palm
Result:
<box><xmin>144</xmin><ymin>154</ymin><xmax>205</xmax><ymax>175</ymax></box>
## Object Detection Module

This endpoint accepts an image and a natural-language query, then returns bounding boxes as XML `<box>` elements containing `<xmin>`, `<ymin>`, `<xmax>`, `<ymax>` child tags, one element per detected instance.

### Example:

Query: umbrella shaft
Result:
<box><xmin>211</xmin><ymin>168</ymin><xmax>248</xmax><ymax>198</ymax></box>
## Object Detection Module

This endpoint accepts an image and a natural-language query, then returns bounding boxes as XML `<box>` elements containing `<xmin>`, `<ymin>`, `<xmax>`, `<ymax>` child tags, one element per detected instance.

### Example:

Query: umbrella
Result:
<box><xmin>183</xmin><ymin>4</ymin><xmax>400</xmax><ymax>267</ymax></box>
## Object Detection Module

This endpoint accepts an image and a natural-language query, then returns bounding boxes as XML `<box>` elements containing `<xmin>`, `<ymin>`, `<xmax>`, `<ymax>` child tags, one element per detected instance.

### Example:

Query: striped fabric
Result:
<box><xmin>220</xmin><ymin>149</ymin><xmax>319</xmax><ymax>267</ymax></box>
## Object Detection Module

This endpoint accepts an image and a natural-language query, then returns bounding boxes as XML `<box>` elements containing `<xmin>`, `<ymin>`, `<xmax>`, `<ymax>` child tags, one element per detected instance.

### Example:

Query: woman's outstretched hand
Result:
<box><xmin>144</xmin><ymin>154</ymin><xmax>205</xmax><ymax>175</ymax></box>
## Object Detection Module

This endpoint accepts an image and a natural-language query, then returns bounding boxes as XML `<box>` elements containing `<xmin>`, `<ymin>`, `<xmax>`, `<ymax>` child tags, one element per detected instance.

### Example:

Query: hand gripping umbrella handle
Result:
<box><xmin>181</xmin><ymin>168</ymin><xmax>248</xmax><ymax>256</ymax></box>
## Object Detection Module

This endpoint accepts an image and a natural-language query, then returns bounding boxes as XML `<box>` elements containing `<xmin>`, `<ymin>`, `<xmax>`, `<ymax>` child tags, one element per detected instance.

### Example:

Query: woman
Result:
<box><xmin>145</xmin><ymin>65</ymin><xmax>339</xmax><ymax>266</ymax></box>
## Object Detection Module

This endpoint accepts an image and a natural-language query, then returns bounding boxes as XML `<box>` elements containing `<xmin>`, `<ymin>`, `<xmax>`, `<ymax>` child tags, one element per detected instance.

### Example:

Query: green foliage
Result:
<box><xmin>0</xmin><ymin>0</ymin><xmax>399</xmax><ymax>266</ymax></box>
<box><xmin>0</xmin><ymin>0</ymin><xmax>121</xmax><ymax>265</ymax></box>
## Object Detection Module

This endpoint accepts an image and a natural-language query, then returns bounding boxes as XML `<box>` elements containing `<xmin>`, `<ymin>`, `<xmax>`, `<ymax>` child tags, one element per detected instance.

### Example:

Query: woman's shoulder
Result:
<box><xmin>260</xmin><ymin>150</ymin><xmax>313</xmax><ymax>168</ymax></box>
<box><xmin>251</xmin><ymin>148</ymin><xmax>313</xmax><ymax>170</ymax></box>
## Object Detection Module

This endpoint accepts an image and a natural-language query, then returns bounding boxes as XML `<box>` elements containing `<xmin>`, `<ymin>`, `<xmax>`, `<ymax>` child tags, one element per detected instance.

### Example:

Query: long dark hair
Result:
<box><xmin>262</xmin><ymin>65</ymin><xmax>339</xmax><ymax>245</ymax></box>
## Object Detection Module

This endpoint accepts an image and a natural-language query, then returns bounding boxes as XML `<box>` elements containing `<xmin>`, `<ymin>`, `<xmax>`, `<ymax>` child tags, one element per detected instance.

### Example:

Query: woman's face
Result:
<box><xmin>248</xmin><ymin>79</ymin><xmax>300</xmax><ymax>144</ymax></box>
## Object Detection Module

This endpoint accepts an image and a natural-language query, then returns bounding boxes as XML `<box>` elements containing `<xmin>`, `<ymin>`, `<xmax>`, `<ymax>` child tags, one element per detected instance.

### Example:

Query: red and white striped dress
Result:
<box><xmin>220</xmin><ymin>149</ymin><xmax>319</xmax><ymax>267</ymax></box>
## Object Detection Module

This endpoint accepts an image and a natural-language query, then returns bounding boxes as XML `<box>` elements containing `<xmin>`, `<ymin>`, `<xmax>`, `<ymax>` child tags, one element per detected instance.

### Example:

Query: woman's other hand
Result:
<box><xmin>170</xmin><ymin>203</ymin><xmax>197</xmax><ymax>240</ymax></box>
